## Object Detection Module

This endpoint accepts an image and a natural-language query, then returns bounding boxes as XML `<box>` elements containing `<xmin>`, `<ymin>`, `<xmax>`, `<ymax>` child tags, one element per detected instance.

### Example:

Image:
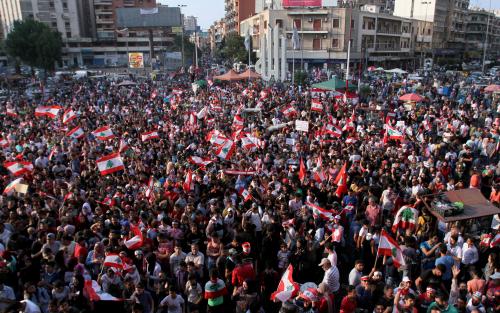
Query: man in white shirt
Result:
<box><xmin>318</xmin><ymin>258</ymin><xmax>340</xmax><ymax>293</ymax></box>
<box><xmin>185</xmin><ymin>243</ymin><xmax>205</xmax><ymax>278</ymax></box>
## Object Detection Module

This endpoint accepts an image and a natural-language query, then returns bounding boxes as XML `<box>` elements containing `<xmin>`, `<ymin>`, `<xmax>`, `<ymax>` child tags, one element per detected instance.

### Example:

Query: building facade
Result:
<box><xmin>242</xmin><ymin>4</ymin><xmax>415</xmax><ymax>79</ymax></box>
<box><xmin>208</xmin><ymin>19</ymin><xmax>226</xmax><ymax>56</ymax></box>
<box><xmin>225</xmin><ymin>0</ymin><xmax>255</xmax><ymax>34</ymax></box>
<box><xmin>465</xmin><ymin>8</ymin><xmax>500</xmax><ymax>60</ymax></box>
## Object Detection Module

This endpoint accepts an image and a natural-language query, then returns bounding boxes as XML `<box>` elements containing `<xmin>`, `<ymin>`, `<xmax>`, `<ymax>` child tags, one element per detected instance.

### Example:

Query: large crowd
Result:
<box><xmin>0</xmin><ymin>64</ymin><xmax>498</xmax><ymax>313</ymax></box>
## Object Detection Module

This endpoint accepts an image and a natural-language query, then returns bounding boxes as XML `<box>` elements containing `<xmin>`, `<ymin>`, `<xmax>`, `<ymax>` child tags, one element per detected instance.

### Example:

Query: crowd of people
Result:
<box><xmin>0</xmin><ymin>64</ymin><xmax>498</xmax><ymax>313</ymax></box>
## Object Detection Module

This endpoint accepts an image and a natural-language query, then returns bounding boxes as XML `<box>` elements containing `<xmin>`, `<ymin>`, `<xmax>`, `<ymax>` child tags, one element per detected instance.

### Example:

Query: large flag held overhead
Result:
<box><xmin>188</xmin><ymin>156</ymin><xmax>213</xmax><ymax>168</ymax></box>
<box><xmin>62</xmin><ymin>108</ymin><xmax>76</xmax><ymax>124</ymax></box>
<box><xmin>386</xmin><ymin>125</ymin><xmax>404</xmax><ymax>141</ymax></box>
<box><xmin>183</xmin><ymin>169</ymin><xmax>193</xmax><ymax>192</ymax></box>
<box><xmin>333</xmin><ymin>162</ymin><xmax>348</xmax><ymax>197</ymax></box>
<box><xmin>378</xmin><ymin>230</ymin><xmax>406</xmax><ymax>268</ymax></box>
<box><xmin>392</xmin><ymin>205</ymin><xmax>419</xmax><ymax>233</ymax></box>
<box><xmin>3</xmin><ymin>178</ymin><xmax>23</xmax><ymax>194</ymax></box>
<box><xmin>103</xmin><ymin>254</ymin><xmax>123</xmax><ymax>269</ymax></box>
<box><xmin>66</xmin><ymin>126</ymin><xmax>85</xmax><ymax>140</ymax></box>
<box><xmin>270</xmin><ymin>264</ymin><xmax>300</xmax><ymax>302</ymax></box>
<box><xmin>35</xmin><ymin>106</ymin><xmax>61</xmax><ymax>119</ymax></box>
<box><xmin>96</xmin><ymin>153</ymin><xmax>124</xmax><ymax>176</ymax></box>
<box><xmin>141</xmin><ymin>131</ymin><xmax>159</xmax><ymax>142</ymax></box>
<box><xmin>215</xmin><ymin>139</ymin><xmax>235</xmax><ymax>160</ymax></box>
<box><xmin>4</xmin><ymin>161</ymin><xmax>33</xmax><ymax>176</ymax></box>
<box><xmin>306</xmin><ymin>202</ymin><xmax>335</xmax><ymax>221</ymax></box>
<box><xmin>298</xmin><ymin>158</ymin><xmax>306</xmax><ymax>182</ymax></box>
<box><xmin>124</xmin><ymin>224</ymin><xmax>143</xmax><ymax>250</ymax></box>
<box><xmin>84</xmin><ymin>280</ymin><xmax>122</xmax><ymax>302</ymax></box>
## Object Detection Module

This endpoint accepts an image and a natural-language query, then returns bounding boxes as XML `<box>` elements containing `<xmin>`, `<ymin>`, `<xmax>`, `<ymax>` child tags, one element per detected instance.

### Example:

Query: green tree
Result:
<box><xmin>5</xmin><ymin>19</ymin><xmax>62</xmax><ymax>72</ymax></box>
<box><xmin>221</xmin><ymin>33</ymin><xmax>254</xmax><ymax>65</ymax></box>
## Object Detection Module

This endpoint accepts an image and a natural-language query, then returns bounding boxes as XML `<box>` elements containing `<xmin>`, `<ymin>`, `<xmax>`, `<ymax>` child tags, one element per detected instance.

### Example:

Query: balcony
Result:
<box><xmin>96</xmin><ymin>18</ymin><xmax>114</xmax><ymax>25</ymax></box>
<box><xmin>374</xmin><ymin>44</ymin><xmax>401</xmax><ymax>52</ymax></box>
<box><xmin>94</xmin><ymin>0</ymin><xmax>112</xmax><ymax>4</ymax></box>
<box><xmin>376</xmin><ymin>28</ymin><xmax>402</xmax><ymax>36</ymax></box>
<box><xmin>285</xmin><ymin>29</ymin><xmax>329</xmax><ymax>34</ymax></box>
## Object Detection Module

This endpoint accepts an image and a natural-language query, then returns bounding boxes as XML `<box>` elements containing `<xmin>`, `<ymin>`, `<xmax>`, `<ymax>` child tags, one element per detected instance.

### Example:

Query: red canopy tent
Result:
<box><xmin>237</xmin><ymin>69</ymin><xmax>261</xmax><ymax>80</ymax></box>
<box><xmin>214</xmin><ymin>69</ymin><xmax>244</xmax><ymax>81</ymax></box>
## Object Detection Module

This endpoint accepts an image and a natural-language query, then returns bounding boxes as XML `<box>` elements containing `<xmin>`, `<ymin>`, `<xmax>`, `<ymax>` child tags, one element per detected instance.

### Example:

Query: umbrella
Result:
<box><xmin>117</xmin><ymin>80</ymin><xmax>137</xmax><ymax>87</ymax></box>
<box><xmin>367</xmin><ymin>66</ymin><xmax>377</xmax><ymax>72</ymax></box>
<box><xmin>484</xmin><ymin>84</ymin><xmax>500</xmax><ymax>92</ymax></box>
<box><xmin>376</xmin><ymin>67</ymin><xmax>384</xmax><ymax>71</ymax></box>
<box><xmin>385</xmin><ymin>68</ymin><xmax>408</xmax><ymax>74</ymax></box>
<box><xmin>399</xmin><ymin>93</ymin><xmax>424</xmax><ymax>102</ymax></box>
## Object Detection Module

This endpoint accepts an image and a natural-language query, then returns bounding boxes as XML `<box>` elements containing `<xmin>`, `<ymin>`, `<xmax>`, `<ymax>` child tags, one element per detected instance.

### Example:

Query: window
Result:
<box><xmin>351</xmin><ymin>19</ymin><xmax>355</xmax><ymax>29</ymax></box>
<box><xmin>313</xmin><ymin>38</ymin><xmax>321</xmax><ymax>50</ymax></box>
<box><xmin>332</xmin><ymin>38</ymin><xmax>339</xmax><ymax>48</ymax></box>
<box><xmin>332</xmin><ymin>18</ymin><xmax>340</xmax><ymax>28</ymax></box>
<box><xmin>66</xmin><ymin>32</ymin><xmax>71</xmax><ymax>38</ymax></box>
<box><xmin>293</xmin><ymin>19</ymin><xmax>301</xmax><ymax>29</ymax></box>
<box><xmin>427</xmin><ymin>29</ymin><xmax>431</xmax><ymax>35</ymax></box>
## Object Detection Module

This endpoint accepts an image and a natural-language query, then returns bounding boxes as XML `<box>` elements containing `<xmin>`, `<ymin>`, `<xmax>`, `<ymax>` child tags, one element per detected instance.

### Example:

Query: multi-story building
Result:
<box><xmin>208</xmin><ymin>19</ymin><xmax>226</xmax><ymax>56</ymax></box>
<box><xmin>446</xmin><ymin>0</ymin><xmax>469</xmax><ymax>53</ymax></box>
<box><xmin>225</xmin><ymin>0</ymin><xmax>255</xmax><ymax>34</ymax></box>
<box><xmin>0</xmin><ymin>0</ymin><xmax>23</xmax><ymax>36</ymax></box>
<box><xmin>465</xmin><ymin>8</ymin><xmax>500</xmax><ymax>60</ymax></box>
<box><xmin>242</xmin><ymin>3</ymin><xmax>415</xmax><ymax>76</ymax></box>
<box><xmin>184</xmin><ymin>16</ymin><xmax>198</xmax><ymax>34</ymax></box>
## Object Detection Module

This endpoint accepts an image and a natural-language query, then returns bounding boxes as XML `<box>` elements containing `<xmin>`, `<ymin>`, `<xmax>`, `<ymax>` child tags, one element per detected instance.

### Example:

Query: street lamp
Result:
<box><xmin>178</xmin><ymin>5</ymin><xmax>187</xmax><ymax>68</ymax></box>
<box><xmin>420</xmin><ymin>1</ymin><xmax>431</xmax><ymax>70</ymax></box>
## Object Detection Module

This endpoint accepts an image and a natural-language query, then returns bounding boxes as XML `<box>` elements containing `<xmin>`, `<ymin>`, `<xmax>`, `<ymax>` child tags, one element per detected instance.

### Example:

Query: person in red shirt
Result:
<box><xmin>231</xmin><ymin>255</ymin><xmax>256</xmax><ymax>287</ymax></box>
<box><xmin>73</xmin><ymin>236</ymin><xmax>88</xmax><ymax>262</ymax></box>
<box><xmin>316</xmin><ymin>282</ymin><xmax>335</xmax><ymax>313</ymax></box>
<box><xmin>340</xmin><ymin>286</ymin><xmax>357</xmax><ymax>313</ymax></box>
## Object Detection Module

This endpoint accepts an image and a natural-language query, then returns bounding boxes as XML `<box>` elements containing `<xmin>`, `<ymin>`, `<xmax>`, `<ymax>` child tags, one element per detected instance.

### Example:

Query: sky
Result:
<box><xmin>158</xmin><ymin>0</ymin><xmax>500</xmax><ymax>31</ymax></box>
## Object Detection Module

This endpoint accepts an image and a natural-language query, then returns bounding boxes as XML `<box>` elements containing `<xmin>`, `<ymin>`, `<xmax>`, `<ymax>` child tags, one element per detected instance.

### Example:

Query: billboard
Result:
<box><xmin>128</xmin><ymin>52</ymin><xmax>144</xmax><ymax>69</ymax></box>
<box><xmin>282</xmin><ymin>0</ymin><xmax>322</xmax><ymax>7</ymax></box>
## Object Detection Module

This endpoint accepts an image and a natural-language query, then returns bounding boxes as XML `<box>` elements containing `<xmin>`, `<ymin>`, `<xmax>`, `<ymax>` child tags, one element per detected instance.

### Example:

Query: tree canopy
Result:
<box><xmin>5</xmin><ymin>19</ymin><xmax>62</xmax><ymax>71</ymax></box>
<box><xmin>220</xmin><ymin>33</ymin><xmax>254</xmax><ymax>65</ymax></box>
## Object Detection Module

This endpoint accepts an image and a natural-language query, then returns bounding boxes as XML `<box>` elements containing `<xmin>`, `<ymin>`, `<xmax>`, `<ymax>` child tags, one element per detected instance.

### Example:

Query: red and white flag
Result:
<box><xmin>392</xmin><ymin>205</ymin><xmax>418</xmax><ymax>233</ymax></box>
<box><xmin>385</xmin><ymin>125</ymin><xmax>404</xmax><ymax>141</ymax></box>
<box><xmin>62</xmin><ymin>108</ymin><xmax>76</xmax><ymax>124</ymax></box>
<box><xmin>141</xmin><ymin>131</ymin><xmax>159</xmax><ymax>142</ymax></box>
<box><xmin>270</xmin><ymin>264</ymin><xmax>300</xmax><ymax>302</ymax></box>
<box><xmin>313</xmin><ymin>170</ymin><xmax>327</xmax><ymax>183</ymax></box>
<box><xmin>311</xmin><ymin>99</ymin><xmax>323</xmax><ymax>112</ymax></box>
<box><xmin>324</xmin><ymin>124</ymin><xmax>342</xmax><ymax>138</ymax></box>
<box><xmin>233</xmin><ymin>115</ymin><xmax>244</xmax><ymax>129</ymax></box>
<box><xmin>298</xmin><ymin>158</ymin><xmax>306</xmax><ymax>182</ymax></box>
<box><xmin>4</xmin><ymin>161</ymin><xmax>33</xmax><ymax>176</ymax></box>
<box><xmin>119</xmin><ymin>139</ymin><xmax>129</xmax><ymax>153</ymax></box>
<box><xmin>188</xmin><ymin>156</ymin><xmax>213</xmax><ymax>168</ymax></box>
<box><xmin>183</xmin><ymin>169</ymin><xmax>193</xmax><ymax>192</ymax></box>
<box><xmin>84</xmin><ymin>280</ymin><xmax>122</xmax><ymax>302</ymax></box>
<box><xmin>6</xmin><ymin>108</ymin><xmax>18</xmax><ymax>118</ymax></box>
<box><xmin>35</xmin><ymin>106</ymin><xmax>61</xmax><ymax>118</ymax></box>
<box><xmin>241</xmin><ymin>136</ymin><xmax>258</xmax><ymax>150</ymax></box>
<box><xmin>239</xmin><ymin>188</ymin><xmax>252</xmax><ymax>202</ymax></box>
<box><xmin>3</xmin><ymin>178</ymin><xmax>23</xmax><ymax>194</ymax></box>
<box><xmin>96</xmin><ymin>153</ymin><xmax>125</xmax><ymax>176</ymax></box>
<box><xmin>334</xmin><ymin>162</ymin><xmax>348</xmax><ymax>198</ymax></box>
<box><xmin>145</xmin><ymin>176</ymin><xmax>155</xmax><ymax>200</ymax></box>
<box><xmin>281</xmin><ymin>105</ymin><xmax>298</xmax><ymax>118</ymax></box>
<box><xmin>124</xmin><ymin>224</ymin><xmax>143</xmax><ymax>250</ymax></box>
<box><xmin>92</xmin><ymin>126</ymin><xmax>115</xmax><ymax>141</ymax></box>
<box><xmin>66</xmin><ymin>126</ymin><xmax>85</xmax><ymax>140</ymax></box>
<box><xmin>196</xmin><ymin>106</ymin><xmax>208</xmax><ymax>119</ymax></box>
<box><xmin>378</xmin><ymin>230</ymin><xmax>406</xmax><ymax>268</ymax></box>
<box><xmin>306</xmin><ymin>202</ymin><xmax>335</xmax><ymax>221</ymax></box>
<box><xmin>223</xmin><ymin>170</ymin><xmax>256</xmax><ymax>176</ymax></box>
<box><xmin>103</xmin><ymin>254</ymin><xmax>123</xmax><ymax>269</ymax></box>
<box><xmin>342</xmin><ymin>117</ymin><xmax>355</xmax><ymax>132</ymax></box>
<box><xmin>0</xmin><ymin>138</ymin><xmax>9</xmax><ymax>148</ymax></box>
<box><xmin>215</xmin><ymin>140</ymin><xmax>235</xmax><ymax>160</ymax></box>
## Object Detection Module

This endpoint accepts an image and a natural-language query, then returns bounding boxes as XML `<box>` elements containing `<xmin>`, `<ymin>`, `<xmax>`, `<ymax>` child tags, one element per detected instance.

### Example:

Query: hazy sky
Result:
<box><xmin>159</xmin><ymin>0</ymin><xmax>499</xmax><ymax>31</ymax></box>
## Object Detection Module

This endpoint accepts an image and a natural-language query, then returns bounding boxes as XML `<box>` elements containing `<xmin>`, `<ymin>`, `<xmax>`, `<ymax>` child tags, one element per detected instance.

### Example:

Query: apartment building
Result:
<box><xmin>465</xmin><ymin>8</ymin><xmax>500</xmax><ymax>60</ymax></box>
<box><xmin>241</xmin><ymin>4</ymin><xmax>414</xmax><ymax>74</ymax></box>
<box><xmin>208</xmin><ymin>19</ymin><xmax>226</xmax><ymax>56</ymax></box>
<box><xmin>225</xmin><ymin>0</ymin><xmax>255</xmax><ymax>34</ymax></box>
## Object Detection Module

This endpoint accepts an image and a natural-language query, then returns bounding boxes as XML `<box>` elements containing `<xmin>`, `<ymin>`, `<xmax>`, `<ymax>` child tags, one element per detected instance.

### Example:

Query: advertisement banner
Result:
<box><xmin>282</xmin><ymin>0</ymin><xmax>322</xmax><ymax>7</ymax></box>
<box><xmin>128</xmin><ymin>52</ymin><xmax>144</xmax><ymax>69</ymax></box>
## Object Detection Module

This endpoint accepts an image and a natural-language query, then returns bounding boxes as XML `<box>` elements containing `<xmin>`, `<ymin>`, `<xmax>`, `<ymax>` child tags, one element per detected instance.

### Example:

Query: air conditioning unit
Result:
<box><xmin>308</xmin><ymin>18</ymin><xmax>313</xmax><ymax>23</ymax></box>
<box><xmin>322</xmin><ymin>34</ymin><xmax>328</xmax><ymax>39</ymax></box>
<box><xmin>324</xmin><ymin>18</ymin><xmax>329</xmax><ymax>22</ymax></box>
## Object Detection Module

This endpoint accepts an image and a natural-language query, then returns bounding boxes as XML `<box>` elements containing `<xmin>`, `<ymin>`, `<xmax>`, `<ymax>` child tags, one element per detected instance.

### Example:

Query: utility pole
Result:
<box><xmin>420</xmin><ymin>2</ymin><xmax>431</xmax><ymax>70</ymax></box>
<box><xmin>482</xmin><ymin>0</ymin><xmax>492</xmax><ymax>74</ymax></box>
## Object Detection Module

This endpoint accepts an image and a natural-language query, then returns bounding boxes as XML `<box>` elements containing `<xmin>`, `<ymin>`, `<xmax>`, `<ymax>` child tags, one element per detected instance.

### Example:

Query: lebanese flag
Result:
<box><xmin>334</xmin><ymin>162</ymin><xmax>348</xmax><ymax>198</ymax></box>
<box><xmin>386</xmin><ymin>125</ymin><xmax>404</xmax><ymax>141</ymax></box>
<box><xmin>342</xmin><ymin>117</ymin><xmax>355</xmax><ymax>131</ymax></box>
<box><xmin>62</xmin><ymin>192</ymin><xmax>73</xmax><ymax>204</ymax></box>
<box><xmin>239</xmin><ymin>188</ymin><xmax>252</xmax><ymax>202</ymax></box>
<box><xmin>215</xmin><ymin>140</ymin><xmax>235</xmax><ymax>160</ymax></box>
<box><xmin>119</xmin><ymin>138</ymin><xmax>129</xmax><ymax>153</ymax></box>
<box><xmin>313</xmin><ymin>170</ymin><xmax>326</xmax><ymax>183</ymax></box>
<box><xmin>385</xmin><ymin>112</ymin><xmax>396</xmax><ymax>124</ymax></box>
<box><xmin>84</xmin><ymin>280</ymin><xmax>122</xmax><ymax>302</ymax></box>
<box><xmin>92</xmin><ymin>126</ymin><xmax>115</xmax><ymax>140</ymax></box>
<box><xmin>241</xmin><ymin>136</ymin><xmax>257</xmax><ymax>150</ymax></box>
<box><xmin>489</xmin><ymin>234</ymin><xmax>500</xmax><ymax>248</ymax></box>
<box><xmin>183</xmin><ymin>169</ymin><xmax>193</xmax><ymax>192</ymax></box>
<box><xmin>97</xmin><ymin>196</ymin><xmax>115</xmax><ymax>207</ymax></box>
<box><xmin>391</xmin><ymin>205</ymin><xmax>419</xmax><ymax>233</ymax></box>
<box><xmin>4</xmin><ymin>161</ymin><xmax>33</xmax><ymax>176</ymax></box>
<box><xmin>62</xmin><ymin>108</ymin><xmax>76</xmax><ymax>124</ymax></box>
<box><xmin>96</xmin><ymin>153</ymin><xmax>125</xmax><ymax>176</ymax></box>
<box><xmin>298</xmin><ymin>158</ymin><xmax>306</xmax><ymax>182</ymax></box>
<box><xmin>224</xmin><ymin>169</ymin><xmax>256</xmax><ymax>176</ymax></box>
<box><xmin>316</xmin><ymin>154</ymin><xmax>323</xmax><ymax>168</ymax></box>
<box><xmin>6</xmin><ymin>108</ymin><xmax>18</xmax><ymax>118</ymax></box>
<box><xmin>378</xmin><ymin>230</ymin><xmax>406</xmax><ymax>268</ymax></box>
<box><xmin>188</xmin><ymin>156</ymin><xmax>213</xmax><ymax>168</ymax></box>
<box><xmin>324</xmin><ymin>124</ymin><xmax>342</xmax><ymax>138</ymax></box>
<box><xmin>206</xmin><ymin>130</ymin><xmax>228</xmax><ymax>146</ymax></box>
<box><xmin>233</xmin><ymin>114</ymin><xmax>244</xmax><ymax>129</ymax></box>
<box><xmin>35</xmin><ymin>106</ymin><xmax>61</xmax><ymax>118</ymax></box>
<box><xmin>141</xmin><ymin>131</ymin><xmax>159</xmax><ymax>142</ymax></box>
<box><xmin>197</xmin><ymin>106</ymin><xmax>208</xmax><ymax>119</ymax></box>
<box><xmin>0</xmin><ymin>138</ymin><xmax>9</xmax><ymax>148</ymax></box>
<box><xmin>145</xmin><ymin>176</ymin><xmax>155</xmax><ymax>200</ymax></box>
<box><xmin>103</xmin><ymin>254</ymin><xmax>123</xmax><ymax>269</ymax></box>
<box><xmin>311</xmin><ymin>99</ymin><xmax>323</xmax><ymax>112</ymax></box>
<box><xmin>124</xmin><ymin>224</ymin><xmax>143</xmax><ymax>250</ymax></box>
<box><xmin>3</xmin><ymin>178</ymin><xmax>23</xmax><ymax>194</ymax></box>
<box><xmin>270</xmin><ymin>264</ymin><xmax>300</xmax><ymax>302</ymax></box>
<box><xmin>66</xmin><ymin>126</ymin><xmax>85</xmax><ymax>140</ymax></box>
<box><xmin>281</xmin><ymin>105</ymin><xmax>298</xmax><ymax>118</ymax></box>
<box><xmin>306</xmin><ymin>202</ymin><xmax>335</xmax><ymax>221</ymax></box>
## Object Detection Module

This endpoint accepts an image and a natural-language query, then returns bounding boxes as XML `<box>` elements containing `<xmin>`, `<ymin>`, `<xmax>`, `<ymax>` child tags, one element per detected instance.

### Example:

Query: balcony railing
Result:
<box><xmin>374</xmin><ymin>44</ymin><xmax>401</xmax><ymax>51</ymax></box>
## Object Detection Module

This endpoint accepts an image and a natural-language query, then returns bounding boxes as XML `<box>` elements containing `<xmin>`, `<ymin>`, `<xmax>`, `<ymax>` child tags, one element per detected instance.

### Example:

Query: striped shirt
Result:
<box><xmin>323</xmin><ymin>266</ymin><xmax>340</xmax><ymax>293</ymax></box>
<box><xmin>204</xmin><ymin>278</ymin><xmax>227</xmax><ymax>307</ymax></box>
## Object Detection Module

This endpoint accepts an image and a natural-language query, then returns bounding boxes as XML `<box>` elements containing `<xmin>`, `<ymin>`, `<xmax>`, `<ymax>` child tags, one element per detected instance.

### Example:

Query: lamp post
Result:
<box><xmin>178</xmin><ymin>5</ymin><xmax>187</xmax><ymax>68</ymax></box>
<box><xmin>420</xmin><ymin>1</ymin><xmax>431</xmax><ymax>70</ymax></box>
